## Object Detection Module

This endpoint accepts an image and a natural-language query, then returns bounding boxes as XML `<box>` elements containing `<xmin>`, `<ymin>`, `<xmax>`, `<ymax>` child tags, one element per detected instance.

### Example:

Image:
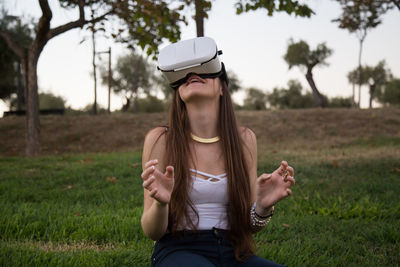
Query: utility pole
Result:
<box><xmin>97</xmin><ymin>47</ymin><xmax>112</xmax><ymax>114</ymax></box>
<box><xmin>91</xmin><ymin>11</ymin><xmax>97</xmax><ymax>115</ymax></box>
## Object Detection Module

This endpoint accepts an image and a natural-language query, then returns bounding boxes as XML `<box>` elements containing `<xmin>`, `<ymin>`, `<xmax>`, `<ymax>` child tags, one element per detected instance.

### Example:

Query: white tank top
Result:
<box><xmin>184</xmin><ymin>168</ymin><xmax>229</xmax><ymax>230</ymax></box>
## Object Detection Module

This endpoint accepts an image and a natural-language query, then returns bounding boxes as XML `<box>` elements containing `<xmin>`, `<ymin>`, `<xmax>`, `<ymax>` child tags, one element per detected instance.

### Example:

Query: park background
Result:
<box><xmin>0</xmin><ymin>0</ymin><xmax>400</xmax><ymax>266</ymax></box>
<box><xmin>0</xmin><ymin>0</ymin><xmax>399</xmax><ymax>115</ymax></box>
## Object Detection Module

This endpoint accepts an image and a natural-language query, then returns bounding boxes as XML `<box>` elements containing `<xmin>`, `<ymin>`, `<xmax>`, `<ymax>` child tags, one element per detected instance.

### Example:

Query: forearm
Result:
<box><xmin>141</xmin><ymin>200</ymin><xmax>169</xmax><ymax>241</ymax></box>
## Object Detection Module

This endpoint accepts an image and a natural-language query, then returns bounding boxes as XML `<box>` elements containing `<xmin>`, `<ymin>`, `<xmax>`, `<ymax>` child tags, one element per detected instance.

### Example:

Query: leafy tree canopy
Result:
<box><xmin>333</xmin><ymin>0</ymin><xmax>394</xmax><ymax>40</ymax></box>
<box><xmin>226</xmin><ymin>69</ymin><xmax>242</xmax><ymax>94</ymax></box>
<box><xmin>100</xmin><ymin>51</ymin><xmax>161</xmax><ymax>112</ymax></box>
<box><xmin>284</xmin><ymin>39</ymin><xmax>333</xmax><ymax>70</ymax></box>
<box><xmin>243</xmin><ymin>87</ymin><xmax>268</xmax><ymax>110</ymax></box>
<box><xmin>235</xmin><ymin>0</ymin><xmax>314</xmax><ymax>17</ymax></box>
<box><xmin>0</xmin><ymin>11</ymin><xmax>34</xmax><ymax>101</ymax></box>
<box><xmin>378</xmin><ymin>78</ymin><xmax>400</xmax><ymax>107</ymax></box>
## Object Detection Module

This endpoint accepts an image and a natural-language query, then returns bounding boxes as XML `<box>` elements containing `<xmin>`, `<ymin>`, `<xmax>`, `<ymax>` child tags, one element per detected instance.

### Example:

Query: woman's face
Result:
<box><xmin>178</xmin><ymin>74</ymin><xmax>223</xmax><ymax>103</ymax></box>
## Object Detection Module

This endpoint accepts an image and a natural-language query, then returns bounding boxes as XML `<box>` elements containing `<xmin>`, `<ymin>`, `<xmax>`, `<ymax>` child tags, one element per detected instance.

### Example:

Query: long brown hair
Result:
<box><xmin>165</xmin><ymin>80</ymin><xmax>254</xmax><ymax>261</ymax></box>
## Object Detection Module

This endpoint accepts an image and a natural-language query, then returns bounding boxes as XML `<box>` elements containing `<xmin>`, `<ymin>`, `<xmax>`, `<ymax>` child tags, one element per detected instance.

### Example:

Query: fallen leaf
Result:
<box><xmin>130</xmin><ymin>163</ymin><xmax>140</xmax><ymax>168</ymax></box>
<box><xmin>106</xmin><ymin>176</ymin><xmax>117</xmax><ymax>183</ymax></box>
<box><xmin>282</xmin><ymin>224</ymin><xmax>291</xmax><ymax>228</ymax></box>
<box><xmin>392</xmin><ymin>168</ymin><xmax>400</xmax><ymax>173</ymax></box>
<box><xmin>62</xmin><ymin>185</ymin><xmax>74</xmax><ymax>191</ymax></box>
<box><xmin>75</xmin><ymin>212</ymin><xmax>81</xmax><ymax>216</ymax></box>
<box><xmin>332</xmin><ymin>160</ymin><xmax>339</xmax><ymax>168</ymax></box>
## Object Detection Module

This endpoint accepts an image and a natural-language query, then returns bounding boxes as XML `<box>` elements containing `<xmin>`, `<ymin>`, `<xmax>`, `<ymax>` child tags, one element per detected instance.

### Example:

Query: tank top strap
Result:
<box><xmin>189</xmin><ymin>168</ymin><xmax>227</xmax><ymax>181</ymax></box>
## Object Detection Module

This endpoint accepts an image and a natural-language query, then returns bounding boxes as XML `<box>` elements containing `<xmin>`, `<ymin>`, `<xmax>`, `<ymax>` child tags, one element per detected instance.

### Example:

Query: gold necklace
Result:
<box><xmin>190</xmin><ymin>132</ymin><xmax>220</xmax><ymax>144</ymax></box>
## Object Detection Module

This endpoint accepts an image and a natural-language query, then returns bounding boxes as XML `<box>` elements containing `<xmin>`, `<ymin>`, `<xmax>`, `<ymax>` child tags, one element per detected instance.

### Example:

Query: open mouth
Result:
<box><xmin>186</xmin><ymin>75</ymin><xmax>205</xmax><ymax>85</ymax></box>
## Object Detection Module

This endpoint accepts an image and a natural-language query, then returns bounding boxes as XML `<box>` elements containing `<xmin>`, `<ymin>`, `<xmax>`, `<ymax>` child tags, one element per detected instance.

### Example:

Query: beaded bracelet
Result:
<box><xmin>250</xmin><ymin>202</ymin><xmax>274</xmax><ymax>227</ymax></box>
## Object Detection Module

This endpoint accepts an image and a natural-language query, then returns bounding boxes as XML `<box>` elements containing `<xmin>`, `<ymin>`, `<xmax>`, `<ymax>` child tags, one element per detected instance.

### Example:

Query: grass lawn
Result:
<box><xmin>1</xmin><ymin>136</ymin><xmax>399</xmax><ymax>266</ymax></box>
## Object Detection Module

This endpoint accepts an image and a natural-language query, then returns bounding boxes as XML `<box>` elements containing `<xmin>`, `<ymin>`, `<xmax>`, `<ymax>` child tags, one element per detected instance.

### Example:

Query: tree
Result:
<box><xmin>235</xmin><ymin>0</ymin><xmax>313</xmax><ymax>17</ymax></box>
<box><xmin>284</xmin><ymin>39</ymin><xmax>332</xmax><ymax>107</ymax></box>
<box><xmin>0</xmin><ymin>38</ymin><xmax>18</xmax><ymax>103</ymax></box>
<box><xmin>181</xmin><ymin>0</ymin><xmax>212</xmax><ymax>37</ymax></box>
<box><xmin>377</xmin><ymin>78</ymin><xmax>400</xmax><ymax>107</ymax></box>
<box><xmin>100</xmin><ymin>51</ymin><xmax>153</xmax><ymax>113</ymax></box>
<box><xmin>243</xmin><ymin>87</ymin><xmax>268</xmax><ymax>110</ymax></box>
<box><xmin>363</xmin><ymin>61</ymin><xmax>391</xmax><ymax>108</ymax></box>
<box><xmin>267</xmin><ymin>79</ymin><xmax>314</xmax><ymax>109</ymax></box>
<box><xmin>0</xmin><ymin>13</ymin><xmax>33</xmax><ymax>110</ymax></box>
<box><xmin>333</xmin><ymin>0</ymin><xmax>393</xmax><ymax>108</ymax></box>
<box><xmin>347</xmin><ymin>66</ymin><xmax>369</xmax><ymax>106</ymax></box>
<box><xmin>184</xmin><ymin>0</ymin><xmax>314</xmax><ymax>39</ymax></box>
<box><xmin>347</xmin><ymin>60</ymin><xmax>391</xmax><ymax>108</ymax></box>
<box><xmin>0</xmin><ymin>0</ymin><xmax>184</xmax><ymax>156</ymax></box>
<box><xmin>226</xmin><ymin>69</ymin><xmax>242</xmax><ymax>94</ymax></box>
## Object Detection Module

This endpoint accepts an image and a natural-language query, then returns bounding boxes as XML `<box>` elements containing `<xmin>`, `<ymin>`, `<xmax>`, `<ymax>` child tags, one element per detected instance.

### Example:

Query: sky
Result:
<box><xmin>1</xmin><ymin>0</ymin><xmax>399</xmax><ymax>116</ymax></box>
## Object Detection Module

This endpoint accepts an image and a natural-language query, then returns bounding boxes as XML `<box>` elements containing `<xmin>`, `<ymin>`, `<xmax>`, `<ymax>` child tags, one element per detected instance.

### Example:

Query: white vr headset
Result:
<box><xmin>157</xmin><ymin>37</ymin><xmax>229</xmax><ymax>90</ymax></box>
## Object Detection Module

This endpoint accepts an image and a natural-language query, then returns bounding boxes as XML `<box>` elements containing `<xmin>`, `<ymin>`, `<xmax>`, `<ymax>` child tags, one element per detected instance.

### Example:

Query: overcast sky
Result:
<box><xmin>1</xmin><ymin>0</ymin><xmax>399</xmax><ymax>116</ymax></box>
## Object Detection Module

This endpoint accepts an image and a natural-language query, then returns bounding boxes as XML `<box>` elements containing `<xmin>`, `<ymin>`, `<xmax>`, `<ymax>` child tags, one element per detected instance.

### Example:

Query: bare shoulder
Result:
<box><xmin>239</xmin><ymin>126</ymin><xmax>257</xmax><ymax>148</ymax></box>
<box><xmin>142</xmin><ymin>127</ymin><xmax>168</xmax><ymax>169</ymax></box>
<box><xmin>144</xmin><ymin>127</ymin><xmax>167</xmax><ymax>145</ymax></box>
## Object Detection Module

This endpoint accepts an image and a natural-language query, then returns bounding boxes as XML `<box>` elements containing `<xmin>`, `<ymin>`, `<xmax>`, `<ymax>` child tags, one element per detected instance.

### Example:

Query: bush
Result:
<box><xmin>378</xmin><ymin>79</ymin><xmax>400</xmax><ymax>107</ymax></box>
<box><xmin>267</xmin><ymin>80</ymin><xmax>314</xmax><ymax>109</ymax></box>
<box><xmin>328</xmin><ymin>97</ymin><xmax>352</xmax><ymax>108</ymax></box>
<box><xmin>137</xmin><ymin>95</ymin><xmax>165</xmax><ymax>113</ymax></box>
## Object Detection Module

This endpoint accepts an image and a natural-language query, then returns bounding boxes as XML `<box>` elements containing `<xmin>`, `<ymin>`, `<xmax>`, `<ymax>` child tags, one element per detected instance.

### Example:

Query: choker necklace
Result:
<box><xmin>190</xmin><ymin>133</ymin><xmax>220</xmax><ymax>144</ymax></box>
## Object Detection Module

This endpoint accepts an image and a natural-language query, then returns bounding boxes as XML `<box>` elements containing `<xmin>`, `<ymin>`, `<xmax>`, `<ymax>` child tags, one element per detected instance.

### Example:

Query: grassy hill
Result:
<box><xmin>0</xmin><ymin>108</ymin><xmax>399</xmax><ymax>266</ymax></box>
<box><xmin>1</xmin><ymin>108</ymin><xmax>399</xmax><ymax>156</ymax></box>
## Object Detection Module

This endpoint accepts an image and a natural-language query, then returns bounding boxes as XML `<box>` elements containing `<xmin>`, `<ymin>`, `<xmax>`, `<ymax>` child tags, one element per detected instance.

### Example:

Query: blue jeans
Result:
<box><xmin>151</xmin><ymin>228</ymin><xmax>285</xmax><ymax>267</ymax></box>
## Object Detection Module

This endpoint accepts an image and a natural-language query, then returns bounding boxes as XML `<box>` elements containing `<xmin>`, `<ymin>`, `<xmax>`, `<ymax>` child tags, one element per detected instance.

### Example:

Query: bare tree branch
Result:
<box><xmin>0</xmin><ymin>29</ymin><xmax>24</xmax><ymax>58</ymax></box>
<box><xmin>47</xmin><ymin>1</ymin><xmax>113</xmax><ymax>41</ymax></box>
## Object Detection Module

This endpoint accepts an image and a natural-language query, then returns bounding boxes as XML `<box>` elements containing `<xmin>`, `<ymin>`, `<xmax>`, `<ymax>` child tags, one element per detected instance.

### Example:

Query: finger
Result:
<box><xmin>259</xmin><ymin>173</ymin><xmax>272</xmax><ymax>183</ymax></box>
<box><xmin>287</xmin><ymin>166</ymin><xmax>294</xmax><ymax>177</ymax></box>
<box><xmin>285</xmin><ymin>176</ymin><xmax>295</xmax><ymax>186</ymax></box>
<box><xmin>165</xmin><ymin>166</ymin><xmax>174</xmax><ymax>179</ymax></box>
<box><xmin>278</xmin><ymin>160</ymin><xmax>288</xmax><ymax>175</ymax></box>
<box><xmin>149</xmin><ymin>188</ymin><xmax>158</xmax><ymax>198</ymax></box>
<box><xmin>142</xmin><ymin>175</ymin><xmax>155</xmax><ymax>189</ymax></box>
<box><xmin>141</xmin><ymin>165</ymin><xmax>156</xmax><ymax>180</ymax></box>
<box><xmin>286</xmin><ymin>188</ymin><xmax>292</xmax><ymax>196</ymax></box>
<box><xmin>144</xmin><ymin>159</ymin><xmax>158</xmax><ymax>170</ymax></box>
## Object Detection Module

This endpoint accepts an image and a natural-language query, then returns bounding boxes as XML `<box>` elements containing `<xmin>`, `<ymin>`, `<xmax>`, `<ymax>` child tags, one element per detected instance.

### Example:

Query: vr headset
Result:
<box><xmin>157</xmin><ymin>37</ymin><xmax>229</xmax><ymax>90</ymax></box>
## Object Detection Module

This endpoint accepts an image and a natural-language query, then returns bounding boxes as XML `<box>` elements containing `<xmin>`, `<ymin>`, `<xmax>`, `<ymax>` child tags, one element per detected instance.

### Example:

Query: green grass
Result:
<box><xmin>0</xmin><ymin>139</ymin><xmax>399</xmax><ymax>266</ymax></box>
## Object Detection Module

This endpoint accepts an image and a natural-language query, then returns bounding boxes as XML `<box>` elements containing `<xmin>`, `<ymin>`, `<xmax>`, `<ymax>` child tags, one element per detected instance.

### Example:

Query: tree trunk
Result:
<box><xmin>122</xmin><ymin>97</ymin><xmax>130</xmax><ymax>112</ymax></box>
<box><xmin>16</xmin><ymin>61</ymin><xmax>25</xmax><ymax>111</ymax></box>
<box><xmin>195</xmin><ymin>0</ymin><xmax>204</xmax><ymax>37</ymax></box>
<box><xmin>369</xmin><ymin>84</ymin><xmax>375</xmax><ymax>109</ymax></box>
<box><xmin>25</xmin><ymin>49</ymin><xmax>40</xmax><ymax>156</ymax></box>
<box><xmin>133</xmin><ymin>91</ymin><xmax>138</xmax><ymax>114</ymax></box>
<box><xmin>305</xmin><ymin>68</ymin><xmax>327</xmax><ymax>108</ymax></box>
<box><xmin>351</xmin><ymin>82</ymin><xmax>355</xmax><ymax>108</ymax></box>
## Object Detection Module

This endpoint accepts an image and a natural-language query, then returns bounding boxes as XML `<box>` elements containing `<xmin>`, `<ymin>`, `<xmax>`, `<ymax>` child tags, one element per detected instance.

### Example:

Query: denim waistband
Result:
<box><xmin>152</xmin><ymin>228</ymin><xmax>233</xmax><ymax>266</ymax></box>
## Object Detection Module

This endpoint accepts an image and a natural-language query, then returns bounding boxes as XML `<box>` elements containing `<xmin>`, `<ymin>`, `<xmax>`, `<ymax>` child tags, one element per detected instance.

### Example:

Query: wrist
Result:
<box><xmin>255</xmin><ymin>202</ymin><xmax>274</xmax><ymax>217</ymax></box>
<box><xmin>154</xmin><ymin>199</ymin><xmax>168</xmax><ymax>208</ymax></box>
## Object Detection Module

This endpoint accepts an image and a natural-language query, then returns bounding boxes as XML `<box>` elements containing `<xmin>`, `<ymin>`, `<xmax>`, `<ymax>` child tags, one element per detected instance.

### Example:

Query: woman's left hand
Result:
<box><xmin>256</xmin><ymin>161</ymin><xmax>295</xmax><ymax>213</ymax></box>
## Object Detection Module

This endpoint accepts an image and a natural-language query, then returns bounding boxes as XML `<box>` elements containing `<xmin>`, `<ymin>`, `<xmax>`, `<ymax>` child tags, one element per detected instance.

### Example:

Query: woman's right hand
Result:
<box><xmin>141</xmin><ymin>159</ymin><xmax>174</xmax><ymax>205</ymax></box>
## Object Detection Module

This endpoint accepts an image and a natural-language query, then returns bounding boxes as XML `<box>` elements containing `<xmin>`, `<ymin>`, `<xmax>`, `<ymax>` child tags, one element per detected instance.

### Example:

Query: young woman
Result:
<box><xmin>141</xmin><ymin>38</ymin><xmax>295</xmax><ymax>266</ymax></box>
